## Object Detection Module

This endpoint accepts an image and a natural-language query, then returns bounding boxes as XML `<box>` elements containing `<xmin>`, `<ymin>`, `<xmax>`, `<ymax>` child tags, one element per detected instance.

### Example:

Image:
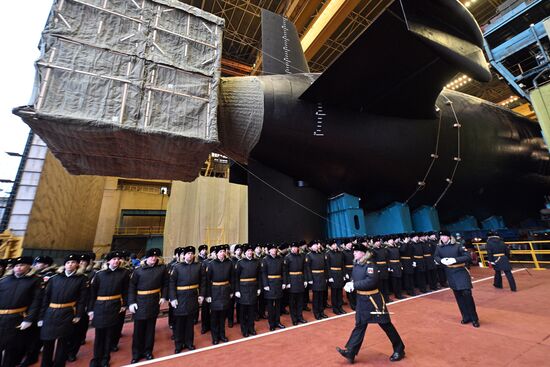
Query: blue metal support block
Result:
<box><xmin>327</xmin><ymin>208</ymin><xmax>366</xmax><ymax>239</ymax></box>
<box><xmin>445</xmin><ymin>216</ymin><xmax>480</xmax><ymax>232</ymax></box>
<box><xmin>365</xmin><ymin>202</ymin><xmax>413</xmax><ymax>236</ymax></box>
<box><xmin>481</xmin><ymin>215</ymin><xmax>507</xmax><ymax>230</ymax></box>
<box><xmin>412</xmin><ymin>205</ymin><xmax>441</xmax><ymax>232</ymax></box>
<box><xmin>328</xmin><ymin>193</ymin><xmax>360</xmax><ymax>213</ymax></box>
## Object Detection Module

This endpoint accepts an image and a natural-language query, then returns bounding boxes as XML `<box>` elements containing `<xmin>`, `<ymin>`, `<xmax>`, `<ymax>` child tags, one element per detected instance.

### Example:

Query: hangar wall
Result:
<box><xmin>24</xmin><ymin>151</ymin><xmax>105</xmax><ymax>251</ymax></box>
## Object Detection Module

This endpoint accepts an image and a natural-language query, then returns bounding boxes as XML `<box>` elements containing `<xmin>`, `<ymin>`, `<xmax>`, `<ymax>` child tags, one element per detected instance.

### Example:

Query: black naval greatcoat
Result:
<box><xmin>352</xmin><ymin>261</ymin><xmax>390</xmax><ymax>324</ymax></box>
<box><xmin>306</xmin><ymin>251</ymin><xmax>327</xmax><ymax>291</ymax></box>
<box><xmin>326</xmin><ymin>250</ymin><xmax>346</xmax><ymax>288</ymax></box>
<box><xmin>486</xmin><ymin>237</ymin><xmax>512</xmax><ymax>271</ymax></box>
<box><xmin>434</xmin><ymin>242</ymin><xmax>472</xmax><ymax>290</ymax></box>
<box><xmin>261</xmin><ymin>255</ymin><xmax>286</xmax><ymax>299</ymax></box>
<box><xmin>283</xmin><ymin>252</ymin><xmax>307</xmax><ymax>294</ymax></box>
<box><xmin>128</xmin><ymin>262</ymin><xmax>169</xmax><ymax>320</ymax></box>
<box><xmin>89</xmin><ymin>267</ymin><xmax>130</xmax><ymax>329</ymax></box>
<box><xmin>343</xmin><ymin>249</ymin><xmax>354</xmax><ymax>279</ymax></box>
<box><xmin>387</xmin><ymin>247</ymin><xmax>402</xmax><ymax>277</ymax></box>
<box><xmin>399</xmin><ymin>242</ymin><xmax>415</xmax><ymax>275</ymax></box>
<box><xmin>0</xmin><ymin>270</ymin><xmax>42</xmax><ymax>345</ymax></box>
<box><xmin>206</xmin><ymin>258</ymin><xmax>234</xmax><ymax>311</ymax></box>
<box><xmin>170</xmin><ymin>260</ymin><xmax>205</xmax><ymax>316</ymax></box>
<box><xmin>372</xmin><ymin>247</ymin><xmax>389</xmax><ymax>280</ymax></box>
<box><xmin>423</xmin><ymin>241</ymin><xmax>437</xmax><ymax>270</ymax></box>
<box><xmin>411</xmin><ymin>241</ymin><xmax>426</xmax><ymax>271</ymax></box>
<box><xmin>235</xmin><ymin>257</ymin><xmax>261</xmax><ymax>305</ymax></box>
<box><xmin>39</xmin><ymin>270</ymin><xmax>88</xmax><ymax>340</ymax></box>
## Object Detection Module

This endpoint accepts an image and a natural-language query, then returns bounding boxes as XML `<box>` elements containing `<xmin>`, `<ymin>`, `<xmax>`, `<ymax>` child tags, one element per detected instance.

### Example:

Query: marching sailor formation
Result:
<box><xmin>0</xmin><ymin>230</ymin><xmax>517</xmax><ymax>366</ymax></box>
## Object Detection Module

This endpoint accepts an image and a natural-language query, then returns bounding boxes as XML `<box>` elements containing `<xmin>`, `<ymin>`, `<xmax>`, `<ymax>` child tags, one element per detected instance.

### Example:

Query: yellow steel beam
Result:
<box><xmin>300</xmin><ymin>0</ymin><xmax>361</xmax><ymax>61</ymax></box>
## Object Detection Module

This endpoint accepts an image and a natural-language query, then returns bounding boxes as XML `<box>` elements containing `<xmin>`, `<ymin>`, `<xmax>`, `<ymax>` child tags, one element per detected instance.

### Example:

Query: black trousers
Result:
<box><xmin>201</xmin><ymin>302</ymin><xmax>210</xmax><ymax>332</ymax></box>
<box><xmin>414</xmin><ymin>269</ymin><xmax>427</xmax><ymax>292</ymax></box>
<box><xmin>390</xmin><ymin>277</ymin><xmax>402</xmax><ymax>298</ymax></box>
<box><xmin>41</xmin><ymin>338</ymin><xmax>69</xmax><ymax>367</ymax></box>
<box><xmin>379</xmin><ymin>278</ymin><xmax>390</xmax><ymax>300</ymax></box>
<box><xmin>239</xmin><ymin>304</ymin><xmax>256</xmax><ymax>335</ymax></box>
<box><xmin>1</xmin><ymin>331</ymin><xmax>24</xmax><ymax>367</ymax></box>
<box><xmin>494</xmin><ymin>270</ymin><xmax>517</xmax><ymax>291</ymax></box>
<box><xmin>288</xmin><ymin>293</ymin><xmax>304</xmax><ymax>323</ymax></box>
<box><xmin>345</xmin><ymin>321</ymin><xmax>404</xmax><ymax>358</ymax></box>
<box><xmin>303</xmin><ymin>284</ymin><xmax>310</xmax><ymax>309</ymax></box>
<box><xmin>132</xmin><ymin>318</ymin><xmax>157</xmax><ymax>358</ymax></box>
<box><xmin>403</xmin><ymin>273</ymin><xmax>415</xmax><ymax>295</ymax></box>
<box><xmin>346</xmin><ymin>290</ymin><xmax>356</xmax><ymax>310</ymax></box>
<box><xmin>312</xmin><ymin>291</ymin><xmax>324</xmax><ymax>317</ymax></box>
<box><xmin>330</xmin><ymin>287</ymin><xmax>343</xmax><ymax>310</ymax></box>
<box><xmin>265</xmin><ymin>298</ymin><xmax>281</xmax><ymax>328</ymax></box>
<box><xmin>20</xmin><ymin>324</ymin><xmax>41</xmax><ymax>366</ymax></box>
<box><xmin>174</xmin><ymin>315</ymin><xmax>195</xmax><ymax>349</ymax></box>
<box><xmin>257</xmin><ymin>293</ymin><xmax>266</xmax><ymax>318</ymax></box>
<box><xmin>452</xmin><ymin>289</ymin><xmax>479</xmax><ymax>322</ymax></box>
<box><xmin>437</xmin><ymin>267</ymin><xmax>448</xmax><ymax>286</ymax></box>
<box><xmin>280</xmin><ymin>290</ymin><xmax>289</xmax><ymax>313</ymax></box>
<box><xmin>426</xmin><ymin>268</ymin><xmax>438</xmax><ymax>290</ymax></box>
<box><xmin>210</xmin><ymin>310</ymin><xmax>226</xmax><ymax>342</ymax></box>
<box><xmin>226</xmin><ymin>298</ymin><xmax>235</xmax><ymax>325</ymax></box>
<box><xmin>91</xmin><ymin>326</ymin><xmax>116</xmax><ymax>367</ymax></box>
<box><xmin>110</xmin><ymin>313</ymin><xmax>125</xmax><ymax>349</ymax></box>
<box><xmin>67</xmin><ymin>312</ymin><xmax>89</xmax><ymax>358</ymax></box>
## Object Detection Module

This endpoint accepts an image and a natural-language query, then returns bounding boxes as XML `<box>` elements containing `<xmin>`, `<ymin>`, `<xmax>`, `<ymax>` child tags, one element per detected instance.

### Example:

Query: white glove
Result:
<box><xmin>256</xmin><ymin>289</ymin><xmax>261</xmax><ymax>296</ymax></box>
<box><xmin>344</xmin><ymin>281</ymin><xmax>354</xmax><ymax>293</ymax></box>
<box><xmin>72</xmin><ymin>317</ymin><xmax>80</xmax><ymax>324</ymax></box>
<box><xmin>170</xmin><ymin>299</ymin><xmax>178</xmax><ymax>308</ymax></box>
<box><xmin>129</xmin><ymin>303</ymin><xmax>138</xmax><ymax>313</ymax></box>
<box><xmin>412</xmin><ymin>262</ymin><xmax>417</xmax><ymax>267</ymax></box>
<box><xmin>119</xmin><ymin>306</ymin><xmax>126</xmax><ymax>313</ymax></box>
<box><xmin>345</xmin><ymin>274</ymin><xmax>350</xmax><ymax>280</ymax></box>
<box><xmin>87</xmin><ymin>312</ymin><xmax>94</xmax><ymax>320</ymax></box>
<box><xmin>304</xmin><ymin>281</ymin><xmax>308</xmax><ymax>288</ymax></box>
<box><xmin>264</xmin><ymin>286</ymin><xmax>270</xmax><ymax>291</ymax></box>
<box><xmin>282</xmin><ymin>284</ymin><xmax>286</xmax><ymax>290</ymax></box>
<box><xmin>287</xmin><ymin>284</ymin><xmax>291</xmax><ymax>289</ymax></box>
<box><xmin>18</xmin><ymin>321</ymin><xmax>32</xmax><ymax>330</ymax></box>
<box><xmin>230</xmin><ymin>293</ymin><xmax>234</xmax><ymax>298</ymax></box>
<box><xmin>328</xmin><ymin>278</ymin><xmax>334</xmax><ymax>283</ymax></box>
<box><xmin>308</xmin><ymin>281</ymin><xmax>313</xmax><ymax>285</ymax></box>
<box><xmin>37</xmin><ymin>320</ymin><xmax>43</xmax><ymax>327</ymax></box>
<box><xmin>235</xmin><ymin>291</ymin><xmax>241</xmax><ymax>298</ymax></box>
<box><xmin>206</xmin><ymin>297</ymin><xmax>212</xmax><ymax>303</ymax></box>
<box><xmin>198</xmin><ymin>296</ymin><xmax>204</xmax><ymax>305</ymax></box>
<box><xmin>440</xmin><ymin>258</ymin><xmax>450</xmax><ymax>265</ymax></box>
<box><xmin>447</xmin><ymin>258</ymin><xmax>457</xmax><ymax>265</ymax></box>
<box><xmin>490</xmin><ymin>262</ymin><xmax>496</xmax><ymax>266</ymax></box>
<box><xmin>159</xmin><ymin>298</ymin><xmax>166</xmax><ymax>305</ymax></box>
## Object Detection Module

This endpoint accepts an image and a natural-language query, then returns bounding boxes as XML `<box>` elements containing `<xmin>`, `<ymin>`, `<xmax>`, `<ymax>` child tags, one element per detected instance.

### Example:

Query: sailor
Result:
<box><xmin>261</xmin><ymin>244</ymin><xmax>286</xmax><ymax>331</ymax></box>
<box><xmin>342</xmin><ymin>239</ymin><xmax>356</xmax><ymax>310</ymax></box>
<box><xmin>399</xmin><ymin>236</ymin><xmax>415</xmax><ymax>296</ymax></box>
<box><xmin>206</xmin><ymin>245</ymin><xmax>234</xmax><ymax>345</ymax></box>
<box><xmin>39</xmin><ymin>254</ymin><xmax>88</xmax><ymax>367</ymax></box>
<box><xmin>386</xmin><ymin>237</ymin><xmax>404</xmax><ymax>300</ymax></box>
<box><xmin>372</xmin><ymin>238</ymin><xmax>391</xmax><ymax>302</ymax></box>
<box><xmin>200</xmin><ymin>246</ymin><xmax>217</xmax><ymax>335</ymax></box>
<box><xmin>423</xmin><ymin>233</ymin><xmax>439</xmax><ymax>291</ymax></box>
<box><xmin>283</xmin><ymin>242</ymin><xmax>308</xmax><ymax>325</ymax></box>
<box><xmin>300</xmin><ymin>240</ymin><xmax>312</xmax><ymax>312</ymax></box>
<box><xmin>88</xmin><ymin>251</ymin><xmax>130</xmax><ymax>367</ymax></box>
<box><xmin>411</xmin><ymin>234</ymin><xmax>427</xmax><ymax>293</ymax></box>
<box><xmin>337</xmin><ymin>243</ymin><xmax>405</xmax><ymax>364</ymax></box>
<box><xmin>278</xmin><ymin>243</ymin><xmax>291</xmax><ymax>316</ymax></box>
<box><xmin>167</xmin><ymin>247</ymin><xmax>182</xmax><ymax>334</ymax></box>
<box><xmin>170</xmin><ymin>246</ymin><xmax>205</xmax><ymax>353</ymax></box>
<box><xmin>0</xmin><ymin>256</ymin><xmax>41</xmax><ymax>367</ymax></box>
<box><xmin>306</xmin><ymin>240</ymin><xmax>328</xmax><ymax>320</ymax></box>
<box><xmin>235</xmin><ymin>244</ymin><xmax>261</xmax><ymax>336</ymax></box>
<box><xmin>128</xmin><ymin>248</ymin><xmax>169</xmax><ymax>363</ymax></box>
<box><xmin>197</xmin><ymin>245</ymin><xmax>209</xmax><ymax>264</ymax></box>
<box><xmin>254</xmin><ymin>244</ymin><xmax>267</xmax><ymax>320</ymax></box>
<box><xmin>486</xmin><ymin>232</ymin><xmax>516</xmax><ymax>291</ymax></box>
<box><xmin>434</xmin><ymin>231</ymin><xmax>479</xmax><ymax>327</ymax></box>
<box><xmin>227</xmin><ymin>244</ymin><xmax>243</xmax><ymax>327</ymax></box>
<box><xmin>326</xmin><ymin>240</ymin><xmax>346</xmax><ymax>315</ymax></box>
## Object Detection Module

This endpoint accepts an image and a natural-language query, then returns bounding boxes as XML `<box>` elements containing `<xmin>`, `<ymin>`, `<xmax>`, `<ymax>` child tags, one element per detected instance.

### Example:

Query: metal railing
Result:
<box><xmin>113</xmin><ymin>226</ymin><xmax>164</xmax><ymax>236</ymax></box>
<box><xmin>472</xmin><ymin>240</ymin><xmax>550</xmax><ymax>270</ymax></box>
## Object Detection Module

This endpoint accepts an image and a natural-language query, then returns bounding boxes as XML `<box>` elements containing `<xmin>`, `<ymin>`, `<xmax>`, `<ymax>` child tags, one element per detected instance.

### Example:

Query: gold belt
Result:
<box><xmin>423</xmin><ymin>254</ymin><xmax>432</xmax><ymax>257</ymax></box>
<box><xmin>0</xmin><ymin>306</ymin><xmax>28</xmax><ymax>315</ymax></box>
<box><xmin>49</xmin><ymin>302</ymin><xmax>77</xmax><ymax>308</ymax></box>
<box><xmin>414</xmin><ymin>256</ymin><xmax>424</xmax><ymax>259</ymax></box>
<box><xmin>240</xmin><ymin>278</ymin><xmax>257</xmax><ymax>282</ymax></box>
<box><xmin>357</xmin><ymin>289</ymin><xmax>379</xmax><ymax>296</ymax></box>
<box><xmin>345</xmin><ymin>265</ymin><xmax>353</xmax><ymax>268</ymax></box>
<box><xmin>389</xmin><ymin>260</ymin><xmax>400</xmax><ymax>263</ymax></box>
<box><xmin>376</xmin><ymin>262</ymin><xmax>386</xmax><ymax>265</ymax></box>
<box><xmin>289</xmin><ymin>272</ymin><xmax>303</xmax><ymax>275</ymax></box>
<box><xmin>493</xmin><ymin>253</ymin><xmax>505</xmax><ymax>257</ymax></box>
<box><xmin>268</xmin><ymin>275</ymin><xmax>282</xmax><ymax>279</ymax></box>
<box><xmin>96</xmin><ymin>294</ymin><xmax>122</xmax><ymax>301</ymax></box>
<box><xmin>312</xmin><ymin>270</ymin><xmax>324</xmax><ymax>273</ymax></box>
<box><xmin>177</xmin><ymin>284</ymin><xmax>199</xmax><ymax>290</ymax></box>
<box><xmin>137</xmin><ymin>288</ymin><xmax>161</xmax><ymax>295</ymax></box>
<box><xmin>401</xmin><ymin>256</ymin><xmax>411</xmax><ymax>260</ymax></box>
<box><xmin>447</xmin><ymin>263</ymin><xmax>465</xmax><ymax>268</ymax></box>
<box><xmin>330</xmin><ymin>267</ymin><xmax>342</xmax><ymax>271</ymax></box>
<box><xmin>212</xmin><ymin>281</ymin><xmax>230</xmax><ymax>286</ymax></box>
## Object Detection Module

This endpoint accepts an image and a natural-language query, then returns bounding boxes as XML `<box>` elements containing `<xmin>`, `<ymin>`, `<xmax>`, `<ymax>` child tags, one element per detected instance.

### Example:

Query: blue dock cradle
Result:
<box><xmin>481</xmin><ymin>215</ymin><xmax>506</xmax><ymax>230</ymax></box>
<box><xmin>327</xmin><ymin>193</ymin><xmax>366</xmax><ymax>239</ymax></box>
<box><xmin>365</xmin><ymin>202</ymin><xmax>413</xmax><ymax>236</ymax></box>
<box><xmin>412</xmin><ymin>205</ymin><xmax>441</xmax><ymax>232</ymax></box>
<box><xmin>445</xmin><ymin>216</ymin><xmax>480</xmax><ymax>232</ymax></box>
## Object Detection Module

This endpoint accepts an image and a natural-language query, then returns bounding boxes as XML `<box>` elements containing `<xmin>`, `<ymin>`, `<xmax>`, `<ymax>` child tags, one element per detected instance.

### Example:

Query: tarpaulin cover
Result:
<box><xmin>14</xmin><ymin>0</ymin><xmax>224</xmax><ymax>181</ymax></box>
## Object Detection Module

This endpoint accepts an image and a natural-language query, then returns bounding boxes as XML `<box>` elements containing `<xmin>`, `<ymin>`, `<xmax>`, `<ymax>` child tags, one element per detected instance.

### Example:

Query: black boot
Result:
<box><xmin>336</xmin><ymin>347</ymin><xmax>355</xmax><ymax>364</ymax></box>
